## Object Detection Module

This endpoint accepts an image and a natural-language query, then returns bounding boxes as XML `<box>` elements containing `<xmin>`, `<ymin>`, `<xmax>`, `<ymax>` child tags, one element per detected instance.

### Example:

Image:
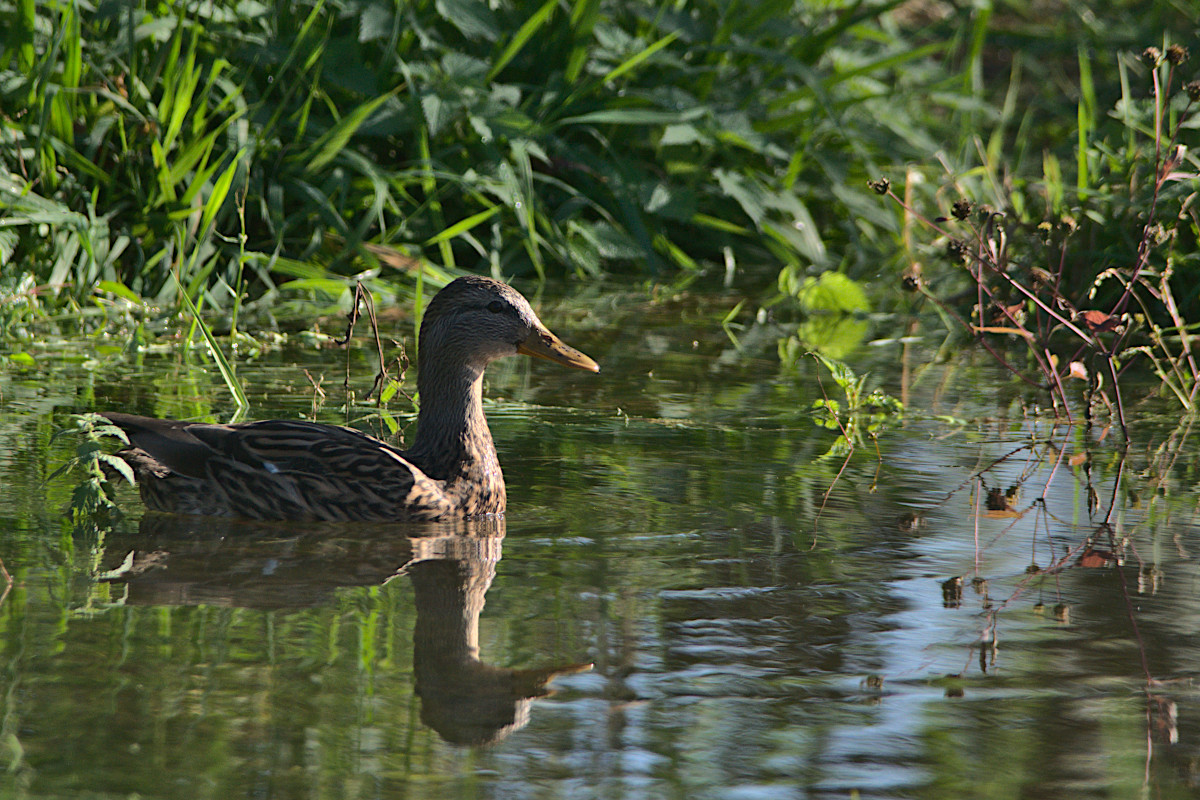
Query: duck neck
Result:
<box><xmin>407</xmin><ymin>361</ymin><xmax>499</xmax><ymax>486</ymax></box>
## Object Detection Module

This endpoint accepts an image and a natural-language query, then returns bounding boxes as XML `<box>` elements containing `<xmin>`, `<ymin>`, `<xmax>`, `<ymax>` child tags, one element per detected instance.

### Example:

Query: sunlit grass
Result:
<box><xmin>2</xmin><ymin>0</ymin><xmax>960</xmax><ymax>322</ymax></box>
<box><xmin>1</xmin><ymin>0</ymin><xmax>1197</xmax><ymax>415</ymax></box>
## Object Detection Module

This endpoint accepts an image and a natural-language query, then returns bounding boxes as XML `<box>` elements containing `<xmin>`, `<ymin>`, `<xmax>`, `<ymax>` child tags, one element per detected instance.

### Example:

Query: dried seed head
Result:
<box><xmin>951</xmin><ymin>199</ymin><xmax>972</xmax><ymax>221</ymax></box>
<box><xmin>1142</xmin><ymin>47</ymin><xmax>1162</xmax><ymax>66</ymax></box>
<box><xmin>945</xmin><ymin>238</ymin><xmax>970</xmax><ymax>264</ymax></box>
<box><xmin>1186</xmin><ymin>81</ymin><xmax>1200</xmax><ymax>102</ymax></box>
<box><xmin>868</xmin><ymin>178</ymin><xmax>891</xmax><ymax>195</ymax></box>
<box><xmin>1166</xmin><ymin>44</ymin><xmax>1189</xmax><ymax>65</ymax></box>
<box><xmin>1148</xmin><ymin>222</ymin><xmax>1174</xmax><ymax>246</ymax></box>
<box><xmin>901</xmin><ymin>263</ymin><xmax>923</xmax><ymax>292</ymax></box>
<box><xmin>1030</xmin><ymin>266</ymin><xmax>1055</xmax><ymax>286</ymax></box>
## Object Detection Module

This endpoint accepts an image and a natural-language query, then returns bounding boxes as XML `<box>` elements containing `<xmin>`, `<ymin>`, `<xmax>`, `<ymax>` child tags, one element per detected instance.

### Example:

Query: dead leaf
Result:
<box><xmin>1078</xmin><ymin>546</ymin><xmax>1116</xmax><ymax>569</ymax></box>
<box><xmin>1078</xmin><ymin>309</ymin><xmax>1123</xmax><ymax>333</ymax></box>
<box><xmin>972</xmin><ymin>325</ymin><xmax>1035</xmax><ymax>340</ymax></box>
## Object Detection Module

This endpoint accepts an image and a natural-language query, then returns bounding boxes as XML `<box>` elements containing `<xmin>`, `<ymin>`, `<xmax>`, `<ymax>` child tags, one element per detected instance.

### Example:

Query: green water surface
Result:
<box><xmin>1</xmin><ymin>290</ymin><xmax>1198</xmax><ymax>799</ymax></box>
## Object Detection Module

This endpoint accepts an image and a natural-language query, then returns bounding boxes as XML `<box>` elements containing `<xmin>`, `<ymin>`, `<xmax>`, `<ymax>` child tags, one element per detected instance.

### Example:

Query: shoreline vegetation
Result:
<box><xmin>2</xmin><ymin>0</ymin><xmax>1198</xmax><ymax>416</ymax></box>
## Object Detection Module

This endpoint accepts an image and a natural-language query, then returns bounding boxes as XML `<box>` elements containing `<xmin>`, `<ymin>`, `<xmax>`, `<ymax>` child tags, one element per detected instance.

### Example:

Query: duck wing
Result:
<box><xmin>102</xmin><ymin>413</ymin><xmax>453</xmax><ymax>521</ymax></box>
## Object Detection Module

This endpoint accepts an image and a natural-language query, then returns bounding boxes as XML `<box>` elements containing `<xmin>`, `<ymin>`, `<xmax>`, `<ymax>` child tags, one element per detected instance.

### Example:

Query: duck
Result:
<box><xmin>100</xmin><ymin>275</ymin><xmax>598</xmax><ymax>521</ymax></box>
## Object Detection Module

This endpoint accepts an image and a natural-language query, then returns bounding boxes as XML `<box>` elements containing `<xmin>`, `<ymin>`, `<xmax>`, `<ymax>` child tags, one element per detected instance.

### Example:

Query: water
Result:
<box><xmin>2</xmin><ymin>291</ymin><xmax>1200</xmax><ymax>798</ymax></box>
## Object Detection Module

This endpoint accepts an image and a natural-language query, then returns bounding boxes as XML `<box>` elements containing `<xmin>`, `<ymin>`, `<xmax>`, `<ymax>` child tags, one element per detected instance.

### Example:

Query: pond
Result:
<box><xmin>2</xmin><ymin>285</ymin><xmax>1199</xmax><ymax>799</ymax></box>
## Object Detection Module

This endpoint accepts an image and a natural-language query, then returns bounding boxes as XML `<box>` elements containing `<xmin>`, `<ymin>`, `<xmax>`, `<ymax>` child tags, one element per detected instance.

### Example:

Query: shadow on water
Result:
<box><xmin>98</xmin><ymin>515</ymin><xmax>590</xmax><ymax>747</ymax></box>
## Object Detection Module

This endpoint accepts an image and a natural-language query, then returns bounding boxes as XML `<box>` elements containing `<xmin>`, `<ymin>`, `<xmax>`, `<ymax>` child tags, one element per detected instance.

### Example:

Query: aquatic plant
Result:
<box><xmin>809</xmin><ymin>354</ymin><xmax>903</xmax><ymax>457</ymax></box>
<box><xmin>48</xmin><ymin>413</ymin><xmax>134</xmax><ymax>521</ymax></box>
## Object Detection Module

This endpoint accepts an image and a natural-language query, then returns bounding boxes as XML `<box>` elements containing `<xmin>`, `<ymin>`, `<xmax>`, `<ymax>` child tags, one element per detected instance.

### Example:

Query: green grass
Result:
<box><xmin>1</xmin><ymin>0</ymin><xmax>962</xmax><ymax>325</ymax></box>
<box><xmin>2</xmin><ymin>0</ymin><xmax>1198</xmax><ymax>417</ymax></box>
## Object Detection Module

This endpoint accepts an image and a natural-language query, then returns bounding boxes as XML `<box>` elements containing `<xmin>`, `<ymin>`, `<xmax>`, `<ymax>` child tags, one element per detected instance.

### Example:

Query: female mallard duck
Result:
<box><xmin>101</xmin><ymin>275</ymin><xmax>598</xmax><ymax>521</ymax></box>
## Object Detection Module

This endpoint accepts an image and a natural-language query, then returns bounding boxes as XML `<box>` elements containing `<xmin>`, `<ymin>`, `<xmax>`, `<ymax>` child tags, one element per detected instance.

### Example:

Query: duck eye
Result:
<box><xmin>487</xmin><ymin>300</ymin><xmax>506</xmax><ymax>314</ymax></box>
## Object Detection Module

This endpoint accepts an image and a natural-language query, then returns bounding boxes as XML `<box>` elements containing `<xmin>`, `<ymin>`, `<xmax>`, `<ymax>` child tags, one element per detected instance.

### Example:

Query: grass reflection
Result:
<box><xmin>5</xmin><ymin>304</ymin><xmax>1200</xmax><ymax>796</ymax></box>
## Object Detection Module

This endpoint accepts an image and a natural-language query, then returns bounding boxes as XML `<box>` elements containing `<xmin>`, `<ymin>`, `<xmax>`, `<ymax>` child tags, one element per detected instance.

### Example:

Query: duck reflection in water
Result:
<box><xmin>99</xmin><ymin>514</ymin><xmax>590</xmax><ymax>746</ymax></box>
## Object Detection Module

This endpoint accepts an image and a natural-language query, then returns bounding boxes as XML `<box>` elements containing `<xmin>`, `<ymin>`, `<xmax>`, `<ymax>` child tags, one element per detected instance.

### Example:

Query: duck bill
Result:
<box><xmin>517</xmin><ymin>327</ymin><xmax>599</xmax><ymax>372</ymax></box>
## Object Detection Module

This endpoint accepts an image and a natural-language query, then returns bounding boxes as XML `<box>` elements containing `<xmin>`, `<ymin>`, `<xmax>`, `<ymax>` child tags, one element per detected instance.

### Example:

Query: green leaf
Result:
<box><xmin>661</xmin><ymin>124</ymin><xmax>703</xmax><ymax>146</ymax></box>
<box><xmin>599</xmin><ymin>31</ymin><xmax>680</xmax><ymax>85</ymax></box>
<box><xmin>198</xmin><ymin>150</ymin><xmax>244</xmax><ymax>239</ymax></box>
<box><xmin>99</xmin><ymin>453</ymin><xmax>136</xmax><ymax>485</ymax></box>
<box><xmin>797</xmin><ymin>316</ymin><xmax>871</xmax><ymax>359</ymax></box>
<box><xmin>420</xmin><ymin>93</ymin><xmax>444</xmax><ymax>135</ymax></box>
<box><xmin>0</xmin><ymin>229</ymin><xmax>17</xmax><ymax>267</ymax></box>
<box><xmin>279</xmin><ymin>277</ymin><xmax>354</xmax><ymax>296</ymax></box>
<box><xmin>168</xmin><ymin>127</ymin><xmax>223</xmax><ymax>188</ymax></box>
<box><xmin>359</xmin><ymin>2</ymin><xmax>394</xmax><ymax>42</ymax></box>
<box><xmin>150</xmin><ymin>139</ymin><xmax>176</xmax><ymax>202</ymax></box>
<box><xmin>269</xmin><ymin>258</ymin><xmax>332</xmax><ymax>280</ymax></box>
<box><xmin>691</xmin><ymin>213</ymin><xmax>749</xmax><ymax>236</ymax></box>
<box><xmin>424</xmin><ymin>205</ymin><xmax>502</xmax><ymax>246</ymax></box>
<box><xmin>436</xmin><ymin>0</ymin><xmax>498</xmax><ymax>41</ymax></box>
<box><xmin>558</xmin><ymin>107</ymin><xmax>706</xmax><ymax>127</ymax></box>
<box><xmin>714</xmin><ymin>169</ymin><xmax>765</xmax><ymax>226</ymax></box>
<box><xmin>380</xmin><ymin>380</ymin><xmax>399</xmax><ymax>404</ymax></box>
<box><xmin>301</xmin><ymin>91</ymin><xmax>396</xmax><ymax>172</ymax></box>
<box><xmin>487</xmin><ymin>0</ymin><xmax>557</xmax><ymax>82</ymax></box>
<box><xmin>76</xmin><ymin>440</ymin><xmax>104</xmax><ymax>459</ymax></box>
<box><xmin>162</xmin><ymin>40</ymin><xmax>201</xmax><ymax>151</ymax></box>
<box><xmin>793</xmin><ymin>271</ymin><xmax>870</xmax><ymax>314</ymax></box>
<box><xmin>96</xmin><ymin>281</ymin><xmax>144</xmax><ymax>305</ymax></box>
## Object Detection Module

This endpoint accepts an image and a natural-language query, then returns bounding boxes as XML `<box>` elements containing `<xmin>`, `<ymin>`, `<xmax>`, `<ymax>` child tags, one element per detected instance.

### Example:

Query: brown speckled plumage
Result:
<box><xmin>101</xmin><ymin>276</ymin><xmax>598</xmax><ymax>521</ymax></box>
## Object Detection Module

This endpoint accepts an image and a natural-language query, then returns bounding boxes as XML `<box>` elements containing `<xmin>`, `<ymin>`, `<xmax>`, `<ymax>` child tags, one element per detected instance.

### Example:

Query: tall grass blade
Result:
<box><xmin>15</xmin><ymin>0</ymin><xmax>36</xmax><ymax>79</ymax></box>
<box><xmin>162</xmin><ymin>35</ymin><xmax>202</xmax><ymax>152</ymax></box>
<box><xmin>172</xmin><ymin>270</ymin><xmax>249</xmax><ymax>410</ymax></box>
<box><xmin>487</xmin><ymin>0</ymin><xmax>557</xmax><ymax>82</ymax></box>
<box><xmin>198</xmin><ymin>150</ymin><xmax>245</xmax><ymax>238</ymax></box>
<box><xmin>599</xmin><ymin>31</ymin><xmax>679</xmax><ymax>86</ymax></box>
<box><xmin>300</xmin><ymin>92</ymin><xmax>396</xmax><ymax>172</ymax></box>
<box><xmin>565</xmin><ymin>0</ymin><xmax>601</xmax><ymax>84</ymax></box>
<box><xmin>416</xmin><ymin>128</ymin><xmax>455</xmax><ymax>269</ymax></box>
<box><xmin>424</xmin><ymin>205</ymin><xmax>502</xmax><ymax>246</ymax></box>
<box><xmin>1076</xmin><ymin>46</ymin><xmax>1095</xmax><ymax>200</ymax></box>
<box><xmin>556</xmin><ymin>107</ymin><xmax>706</xmax><ymax>127</ymax></box>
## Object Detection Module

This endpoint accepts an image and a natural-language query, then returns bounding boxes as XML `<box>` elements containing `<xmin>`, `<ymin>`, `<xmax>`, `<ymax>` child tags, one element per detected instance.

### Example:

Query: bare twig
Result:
<box><xmin>337</xmin><ymin>281</ymin><xmax>402</xmax><ymax>406</ymax></box>
<box><xmin>0</xmin><ymin>557</ymin><xmax>12</xmax><ymax>609</ymax></box>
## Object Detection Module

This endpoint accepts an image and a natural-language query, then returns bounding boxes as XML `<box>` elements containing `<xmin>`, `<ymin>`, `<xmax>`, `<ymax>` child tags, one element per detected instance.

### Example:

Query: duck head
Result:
<box><xmin>418</xmin><ymin>276</ymin><xmax>599</xmax><ymax>375</ymax></box>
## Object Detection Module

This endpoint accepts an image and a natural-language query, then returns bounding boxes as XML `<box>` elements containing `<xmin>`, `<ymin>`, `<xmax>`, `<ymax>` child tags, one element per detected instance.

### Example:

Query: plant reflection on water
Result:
<box><xmin>10</xmin><ymin>303</ymin><xmax>1200</xmax><ymax>795</ymax></box>
<box><xmin>914</xmin><ymin>418</ymin><xmax>1190</xmax><ymax>749</ymax></box>
<box><xmin>98</xmin><ymin>515</ymin><xmax>590</xmax><ymax>746</ymax></box>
